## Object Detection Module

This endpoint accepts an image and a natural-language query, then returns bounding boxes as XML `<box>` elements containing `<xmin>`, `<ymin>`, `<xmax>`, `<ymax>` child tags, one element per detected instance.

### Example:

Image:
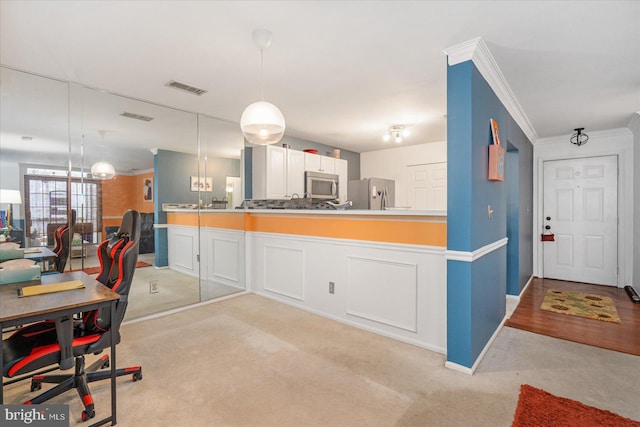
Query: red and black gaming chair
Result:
<box><xmin>2</xmin><ymin>209</ymin><xmax>143</xmax><ymax>421</ymax></box>
<box><xmin>51</xmin><ymin>209</ymin><xmax>76</xmax><ymax>273</ymax></box>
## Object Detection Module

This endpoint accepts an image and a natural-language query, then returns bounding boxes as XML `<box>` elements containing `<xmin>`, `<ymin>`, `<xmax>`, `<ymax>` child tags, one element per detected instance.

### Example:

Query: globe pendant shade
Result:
<box><xmin>240</xmin><ymin>101</ymin><xmax>285</xmax><ymax>145</ymax></box>
<box><xmin>91</xmin><ymin>161</ymin><xmax>116</xmax><ymax>180</ymax></box>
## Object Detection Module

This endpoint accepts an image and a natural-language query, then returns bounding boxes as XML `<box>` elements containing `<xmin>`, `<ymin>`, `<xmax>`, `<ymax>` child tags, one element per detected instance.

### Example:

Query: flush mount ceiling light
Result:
<box><xmin>383</xmin><ymin>125</ymin><xmax>410</xmax><ymax>143</ymax></box>
<box><xmin>570</xmin><ymin>127</ymin><xmax>589</xmax><ymax>147</ymax></box>
<box><xmin>91</xmin><ymin>130</ymin><xmax>116</xmax><ymax>180</ymax></box>
<box><xmin>240</xmin><ymin>29</ymin><xmax>286</xmax><ymax>145</ymax></box>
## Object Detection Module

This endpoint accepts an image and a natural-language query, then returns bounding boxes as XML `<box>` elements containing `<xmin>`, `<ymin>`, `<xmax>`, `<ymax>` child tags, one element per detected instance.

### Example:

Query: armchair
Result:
<box><xmin>51</xmin><ymin>209</ymin><xmax>75</xmax><ymax>273</ymax></box>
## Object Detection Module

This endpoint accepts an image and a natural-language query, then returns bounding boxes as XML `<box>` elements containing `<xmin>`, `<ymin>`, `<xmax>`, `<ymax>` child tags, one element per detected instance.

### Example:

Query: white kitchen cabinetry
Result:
<box><xmin>334</xmin><ymin>158</ymin><xmax>348</xmax><ymax>202</ymax></box>
<box><xmin>287</xmin><ymin>149</ymin><xmax>305</xmax><ymax>197</ymax></box>
<box><xmin>253</xmin><ymin>145</ymin><xmax>304</xmax><ymax>199</ymax></box>
<box><xmin>304</xmin><ymin>152</ymin><xmax>335</xmax><ymax>174</ymax></box>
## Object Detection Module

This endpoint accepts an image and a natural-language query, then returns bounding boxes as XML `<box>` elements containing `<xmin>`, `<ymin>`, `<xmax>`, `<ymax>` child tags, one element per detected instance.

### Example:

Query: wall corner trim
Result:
<box><xmin>627</xmin><ymin>112</ymin><xmax>640</xmax><ymax>130</ymax></box>
<box><xmin>444</xmin><ymin>37</ymin><xmax>538</xmax><ymax>144</ymax></box>
<box><xmin>445</xmin><ymin>237</ymin><xmax>508</xmax><ymax>262</ymax></box>
<box><xmin>445</xmin><ymin>313</ymin><xmax>508</xmax><ymax>375</ymax></box>
<box><xmin>444</xmin><ymin>361</ymin><xmax>474</xmax><ymax>375</ymax></box>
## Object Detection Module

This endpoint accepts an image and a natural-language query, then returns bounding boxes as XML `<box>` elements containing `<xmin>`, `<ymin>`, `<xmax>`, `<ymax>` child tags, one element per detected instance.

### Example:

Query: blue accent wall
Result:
<box><xmin>154</xmin><ymin>149</ymin><xmax>200</xmax><ymax>267</ymax></box>
<box><xmin>446</xmin><ymin>60</ymin><xmax>533</xmax><ymax>368</ymax></box>
<box><xmin>153</xmin><ymin>149</ymin><xmax>241</xmax><ymax>267</ymax></box>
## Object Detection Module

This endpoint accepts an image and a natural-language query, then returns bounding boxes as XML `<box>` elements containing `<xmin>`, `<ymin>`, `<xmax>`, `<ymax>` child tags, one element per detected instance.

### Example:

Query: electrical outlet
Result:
<box><xmin>329</xmin><ymin>281</ymin><xmax>335</xmax><ymax>294</ymax></box>
<box><xmin>149</xmin><ymin>280</ymin><xmax>159</xmax><ymax>294</ymax></box>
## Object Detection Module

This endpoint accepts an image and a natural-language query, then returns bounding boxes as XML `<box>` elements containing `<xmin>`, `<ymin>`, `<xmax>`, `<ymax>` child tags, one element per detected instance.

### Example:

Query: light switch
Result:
<box><xmin>487</xmin><ymin>205</ymin><xmax>494</xmax><ymax>219</ymax></box>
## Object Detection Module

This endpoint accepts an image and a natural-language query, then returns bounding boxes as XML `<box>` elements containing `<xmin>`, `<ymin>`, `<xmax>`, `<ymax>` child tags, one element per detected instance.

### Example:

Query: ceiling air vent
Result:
<box><xmin>165</xmin><ymin>80</ymin><xmax>208</xmax><ymax>96</ymax></box>
<box><xmin>120</xmin><ymin>112</ymin><xmax>154</xmax><ymax>122</ymax></box>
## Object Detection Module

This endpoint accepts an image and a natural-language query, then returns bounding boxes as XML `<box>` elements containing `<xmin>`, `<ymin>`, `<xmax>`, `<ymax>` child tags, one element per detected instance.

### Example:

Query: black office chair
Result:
<box><xmin>2</xmin><ymin>209</ymin><xmax>143</xmax><ymax>421</ymax></box>
<box><xmin>51</xmin><ymin>209</ymin><xmax>76</xmax><ymax>273</ymax></box>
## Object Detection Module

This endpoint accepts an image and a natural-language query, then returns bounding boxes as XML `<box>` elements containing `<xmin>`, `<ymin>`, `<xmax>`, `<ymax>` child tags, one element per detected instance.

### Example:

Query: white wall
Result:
<box><xmin>533</xmin><ymin>128</ymin><xmax>634</xmax><ymax>287</ymax></box>
<box><xmin>0</xmin><ymin>160</ymin><xmax>22</xmax><ymax>220</ymax></box>
<box><xmin>360</xmin><ymin>140</ymin><xmax>447</xmax><ymax>207</ymax></box>
<box><xmin>628</xmin><ymin>113</ymin><xmax>640</xmax><ymax>288</ymax></box>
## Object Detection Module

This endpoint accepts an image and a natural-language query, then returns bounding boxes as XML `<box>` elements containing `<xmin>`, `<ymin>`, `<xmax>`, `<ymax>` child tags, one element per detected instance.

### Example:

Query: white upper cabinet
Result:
<box><xmin>287</xmin><ymin>149</ymin><xmax>305</xmax><ymax>197</ymax></box>
<box><xmin>252</xmin><ymin>145</ymin><xmax>304</xmax><ymax>199</ymax></box>
<box><xmin>304</xmin><ymin>153</ymin><xmax>335</xmax><ymax>174</ymax></box>
<box><xmin>334</xmin><ymin>158</ymin><xmax>348</xmax><ymax>202</ymax></box>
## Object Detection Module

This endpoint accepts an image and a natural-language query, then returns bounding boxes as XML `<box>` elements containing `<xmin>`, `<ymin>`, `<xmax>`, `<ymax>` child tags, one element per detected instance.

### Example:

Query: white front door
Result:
<box><xmin>542</xmin><ymin>156</ymin><xmax>618</xmax><ymax>286</ymax></box>
<box><xmin>407</xmin><ymin>163</ymin><xmax>447</xmax><ymax>210</ymax></box>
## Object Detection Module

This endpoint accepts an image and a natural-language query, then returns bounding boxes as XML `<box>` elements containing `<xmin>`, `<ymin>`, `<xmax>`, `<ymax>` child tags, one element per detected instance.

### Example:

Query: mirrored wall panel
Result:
<box><xmin>1</xmin><ymin>66</ymin><xmax>247</xmax><ymax>322</ymax></box>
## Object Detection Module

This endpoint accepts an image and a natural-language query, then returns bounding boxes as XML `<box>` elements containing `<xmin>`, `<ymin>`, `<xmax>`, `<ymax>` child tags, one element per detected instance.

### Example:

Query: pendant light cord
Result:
<box><xmin>260</xmin><ymin>47</ymin><xmax>264</xmax><ymax>101</ymax></box>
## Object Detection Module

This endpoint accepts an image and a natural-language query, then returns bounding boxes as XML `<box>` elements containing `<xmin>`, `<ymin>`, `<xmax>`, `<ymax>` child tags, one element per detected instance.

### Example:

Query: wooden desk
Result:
<box><xmin>23</xmin><ymin>246</ymin><xmax>58</xmax><ymax>271</ymax></box>
<box><xmin>1</xmin><ymin>271</ymin><xmax>121</xmax><ymax>426</ymax></box>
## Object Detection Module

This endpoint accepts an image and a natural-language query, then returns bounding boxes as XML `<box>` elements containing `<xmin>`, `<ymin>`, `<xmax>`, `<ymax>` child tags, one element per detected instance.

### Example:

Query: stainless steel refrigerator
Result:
<box><xmin>348</xmin><ymin>178</ymin><xmax>395</xmax><ymax>210</ymax></box>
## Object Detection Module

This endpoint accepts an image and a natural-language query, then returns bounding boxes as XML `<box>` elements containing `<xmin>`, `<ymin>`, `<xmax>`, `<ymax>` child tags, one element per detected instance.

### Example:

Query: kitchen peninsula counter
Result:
<box><xmin>163</xmin><ymin>208</ymin><xmax>446</xmax><ymax>247</ymax></box>
<box><xmin>163</xmin><ymin>207</ymin><xmax>446</xmax><ymax>216</ymax></box>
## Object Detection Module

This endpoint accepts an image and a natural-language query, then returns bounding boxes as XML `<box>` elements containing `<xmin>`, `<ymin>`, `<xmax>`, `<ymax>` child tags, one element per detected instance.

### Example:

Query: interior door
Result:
<box><xmin>407</xmin><ymin>163</ymin><xmax>447</xmax><ymax>210</ymax></box>
<box><xmin>542</xmin><ymin>156</ymin><xmax>618</xmax><ymax>286</ymax></box>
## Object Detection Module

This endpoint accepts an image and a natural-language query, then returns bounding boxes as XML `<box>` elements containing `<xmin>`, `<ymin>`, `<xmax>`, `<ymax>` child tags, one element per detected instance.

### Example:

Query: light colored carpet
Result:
<box><xmin>4</xmin><ymin>294</ymin><xmax>640</xmax><ymax>426</ymax></box>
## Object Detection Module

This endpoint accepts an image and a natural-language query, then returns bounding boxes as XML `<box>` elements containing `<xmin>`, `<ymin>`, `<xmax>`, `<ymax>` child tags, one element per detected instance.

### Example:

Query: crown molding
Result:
<box><xmin>444</xmin><ymin>37</ymin><xmax>538</xmax><ymax>144</ymax></box>
<box><xmin>535</xmin><ymin>127</ymin><xmax>632</xmax><ymax>146</ymax></box>
<box><xmin>628</xmin><ymin>112</ymin><xmax>640</xmax><ymax>131</ymax></box>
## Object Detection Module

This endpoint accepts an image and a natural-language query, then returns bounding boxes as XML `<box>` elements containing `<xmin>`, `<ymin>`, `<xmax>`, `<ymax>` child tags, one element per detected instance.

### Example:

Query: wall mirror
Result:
<box><xmin>0</xmin><ymin>66</ymin><xmax>246</xmax><ymax>320</ymax></box>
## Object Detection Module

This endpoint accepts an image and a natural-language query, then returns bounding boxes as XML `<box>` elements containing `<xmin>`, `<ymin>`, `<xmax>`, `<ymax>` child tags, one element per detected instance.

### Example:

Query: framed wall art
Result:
<box><xmin>190</xmin><ymin>176</ymin><xmax>213</xmax><ymax>192</ymax></box>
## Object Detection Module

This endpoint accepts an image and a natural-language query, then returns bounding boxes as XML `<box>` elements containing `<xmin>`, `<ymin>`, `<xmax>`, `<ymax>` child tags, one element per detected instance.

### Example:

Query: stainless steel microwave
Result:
<box><xmin>305</xmin><ymin>171</ymin><xmax>339</xmax><ymax>200</ymax></box>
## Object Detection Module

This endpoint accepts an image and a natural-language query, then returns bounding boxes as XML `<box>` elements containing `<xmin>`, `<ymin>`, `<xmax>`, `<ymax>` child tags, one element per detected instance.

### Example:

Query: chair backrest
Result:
<box><xmin>83</xmin><ymin>210</ymin><xmax>140</xmax><ymax>335</ymax></box>
<box><xmin>53</xmin><ymin>209</ymin><xmax>76</xmax><ymax>273</ymax></box>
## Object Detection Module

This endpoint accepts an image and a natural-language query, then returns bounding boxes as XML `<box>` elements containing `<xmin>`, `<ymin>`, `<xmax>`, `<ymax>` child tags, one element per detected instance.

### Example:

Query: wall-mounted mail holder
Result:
<box><xmin>541</xmin><ymin>233</ymin><xmax>555</xmax><ymax>242</ymax></box>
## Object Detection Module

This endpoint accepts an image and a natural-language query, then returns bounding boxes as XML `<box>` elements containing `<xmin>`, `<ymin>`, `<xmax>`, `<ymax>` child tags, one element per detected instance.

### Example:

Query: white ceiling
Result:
<box><xmin>1</xmin><ymin>1</ymin><xmax>639</xmax><ymax>168</ymax></box>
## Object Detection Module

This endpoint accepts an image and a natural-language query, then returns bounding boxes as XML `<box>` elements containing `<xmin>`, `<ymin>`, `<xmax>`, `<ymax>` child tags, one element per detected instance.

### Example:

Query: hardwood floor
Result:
<box><xmin>505</xmin><ymin>277</ymin><xmax>640</xmax><ymax>356</ymax></box>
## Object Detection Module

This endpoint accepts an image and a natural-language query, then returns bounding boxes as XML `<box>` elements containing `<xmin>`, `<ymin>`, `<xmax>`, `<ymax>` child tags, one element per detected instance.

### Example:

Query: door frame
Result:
<box><xmin>533</xmin><ymin>128</ymin><xmax>634</xmax><ymax>288</ymax></box>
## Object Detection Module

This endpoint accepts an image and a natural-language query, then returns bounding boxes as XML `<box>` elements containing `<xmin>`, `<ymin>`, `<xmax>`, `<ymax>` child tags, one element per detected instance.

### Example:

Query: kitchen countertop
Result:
<box><xmin>163</xmin><ymin>207</ymin><xmax>446</xmax><ymax>217</ymax></box>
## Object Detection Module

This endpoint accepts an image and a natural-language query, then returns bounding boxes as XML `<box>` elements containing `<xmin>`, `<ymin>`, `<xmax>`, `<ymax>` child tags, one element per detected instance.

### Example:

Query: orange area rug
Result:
<box><xmin>512</xmin><ymin>384</ymin><xmax>639</xmax><ymax>427</ymax></box>
<box><xmin>83</xmin><ymin>261</ymin><xmax>151</xmax><ymax>275</ymax></box>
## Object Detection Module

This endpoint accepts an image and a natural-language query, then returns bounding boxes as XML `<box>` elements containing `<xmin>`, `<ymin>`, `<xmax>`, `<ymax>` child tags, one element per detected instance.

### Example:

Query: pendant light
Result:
<box><xmin>91</xmin><ymin>130</ymin><xmax>116</xmax><ymax>179</ymax></box>
<box><xmin>240</xmin><ymin>29</ymin><xmax>285</xmax><ymax>145</ymax></box>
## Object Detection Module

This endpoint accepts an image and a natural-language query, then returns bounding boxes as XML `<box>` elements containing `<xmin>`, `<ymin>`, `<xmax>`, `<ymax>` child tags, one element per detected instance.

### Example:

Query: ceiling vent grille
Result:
<box><xmin>165</xmin><ymin>80</ymin><xmax>208</xmax><ymax>96</ymax></box>
<box><xmin>120</xmin><ymin>112</ymin><xmax>155</xmax><ymax>122</ymax></box>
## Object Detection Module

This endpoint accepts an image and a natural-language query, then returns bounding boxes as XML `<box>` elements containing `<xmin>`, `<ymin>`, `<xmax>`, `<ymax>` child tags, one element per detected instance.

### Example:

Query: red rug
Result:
<box><xmin>83</xmin><ymin>261</ymin><xmax>152</xmax><ymax>275</ymax></box>
<box><xmin>512</xmin><ymin>384</ymin><xmax>640</xmax><ymax>427</ymax></box>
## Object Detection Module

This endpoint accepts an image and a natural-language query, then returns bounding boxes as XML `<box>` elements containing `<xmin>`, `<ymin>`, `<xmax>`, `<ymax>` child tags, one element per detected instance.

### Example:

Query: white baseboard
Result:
<box><xmin>446</xmin><ymin>276</ymin><xmax>536</xmax><ymax>375</ymax></box>
<box><xmin>122</xmin><ymin>290</ymin><xmax>249</xmax><ymax>326</ymax></box>
<box><xmin>253</xmin><ymin>290</ymin><xmax>447</xmax><ymax>355</ymax></box>
<box><xmin>445</xmin><ymin>313</ymin><xmax>508</xmax><ymax>375</ymax></box>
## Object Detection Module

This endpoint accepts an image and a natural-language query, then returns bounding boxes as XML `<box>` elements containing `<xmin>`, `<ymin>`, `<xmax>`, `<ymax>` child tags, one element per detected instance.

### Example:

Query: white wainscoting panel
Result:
<box><xmin>212</xmin><ymin>238</ymin><xmax>239</xmax><ymax>281</ymax></box>
<box><xmin>200</xmin><ymin>228</ymin><xmax>246</xmax><ymax>290</ymax></box>
<box><xmin>264</xmin><ymin>245</ymin><xmax>305</xmax><ymax>301</ymax></box>
<box><xmin>347</xmin><ymin>257</ymin><xmax>418</xmax><ymax>332</ymax></box>
<box><xmin>248</xmin><ymin>232</ymin><xmax>447</xmax><ymax>353</ymax></box>
<box><xmin>168</xmin><ymin>226</ymin><xmax>198</xmax><ymax>276</ymax></box>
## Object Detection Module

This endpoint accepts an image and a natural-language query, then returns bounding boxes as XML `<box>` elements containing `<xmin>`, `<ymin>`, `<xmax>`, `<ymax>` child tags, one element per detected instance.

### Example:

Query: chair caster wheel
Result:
<box><xmin>30</xmin><ymin>382</ymin><xmax>42</xmax><ymax>392</ymax></box>
<box><xmin>132</xmin><ymin>372</ymin><xmax>142</xmax><ymax>382</ymax></box>
<box><xmin>81</xmin><ymin>409</ymin><xmax>95</xmax><ymax>421</ymax></box>
<box><xmin>101</xmin><ymin>360</ymin><xmax>110</xmax><ymax>369</ymax></box>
